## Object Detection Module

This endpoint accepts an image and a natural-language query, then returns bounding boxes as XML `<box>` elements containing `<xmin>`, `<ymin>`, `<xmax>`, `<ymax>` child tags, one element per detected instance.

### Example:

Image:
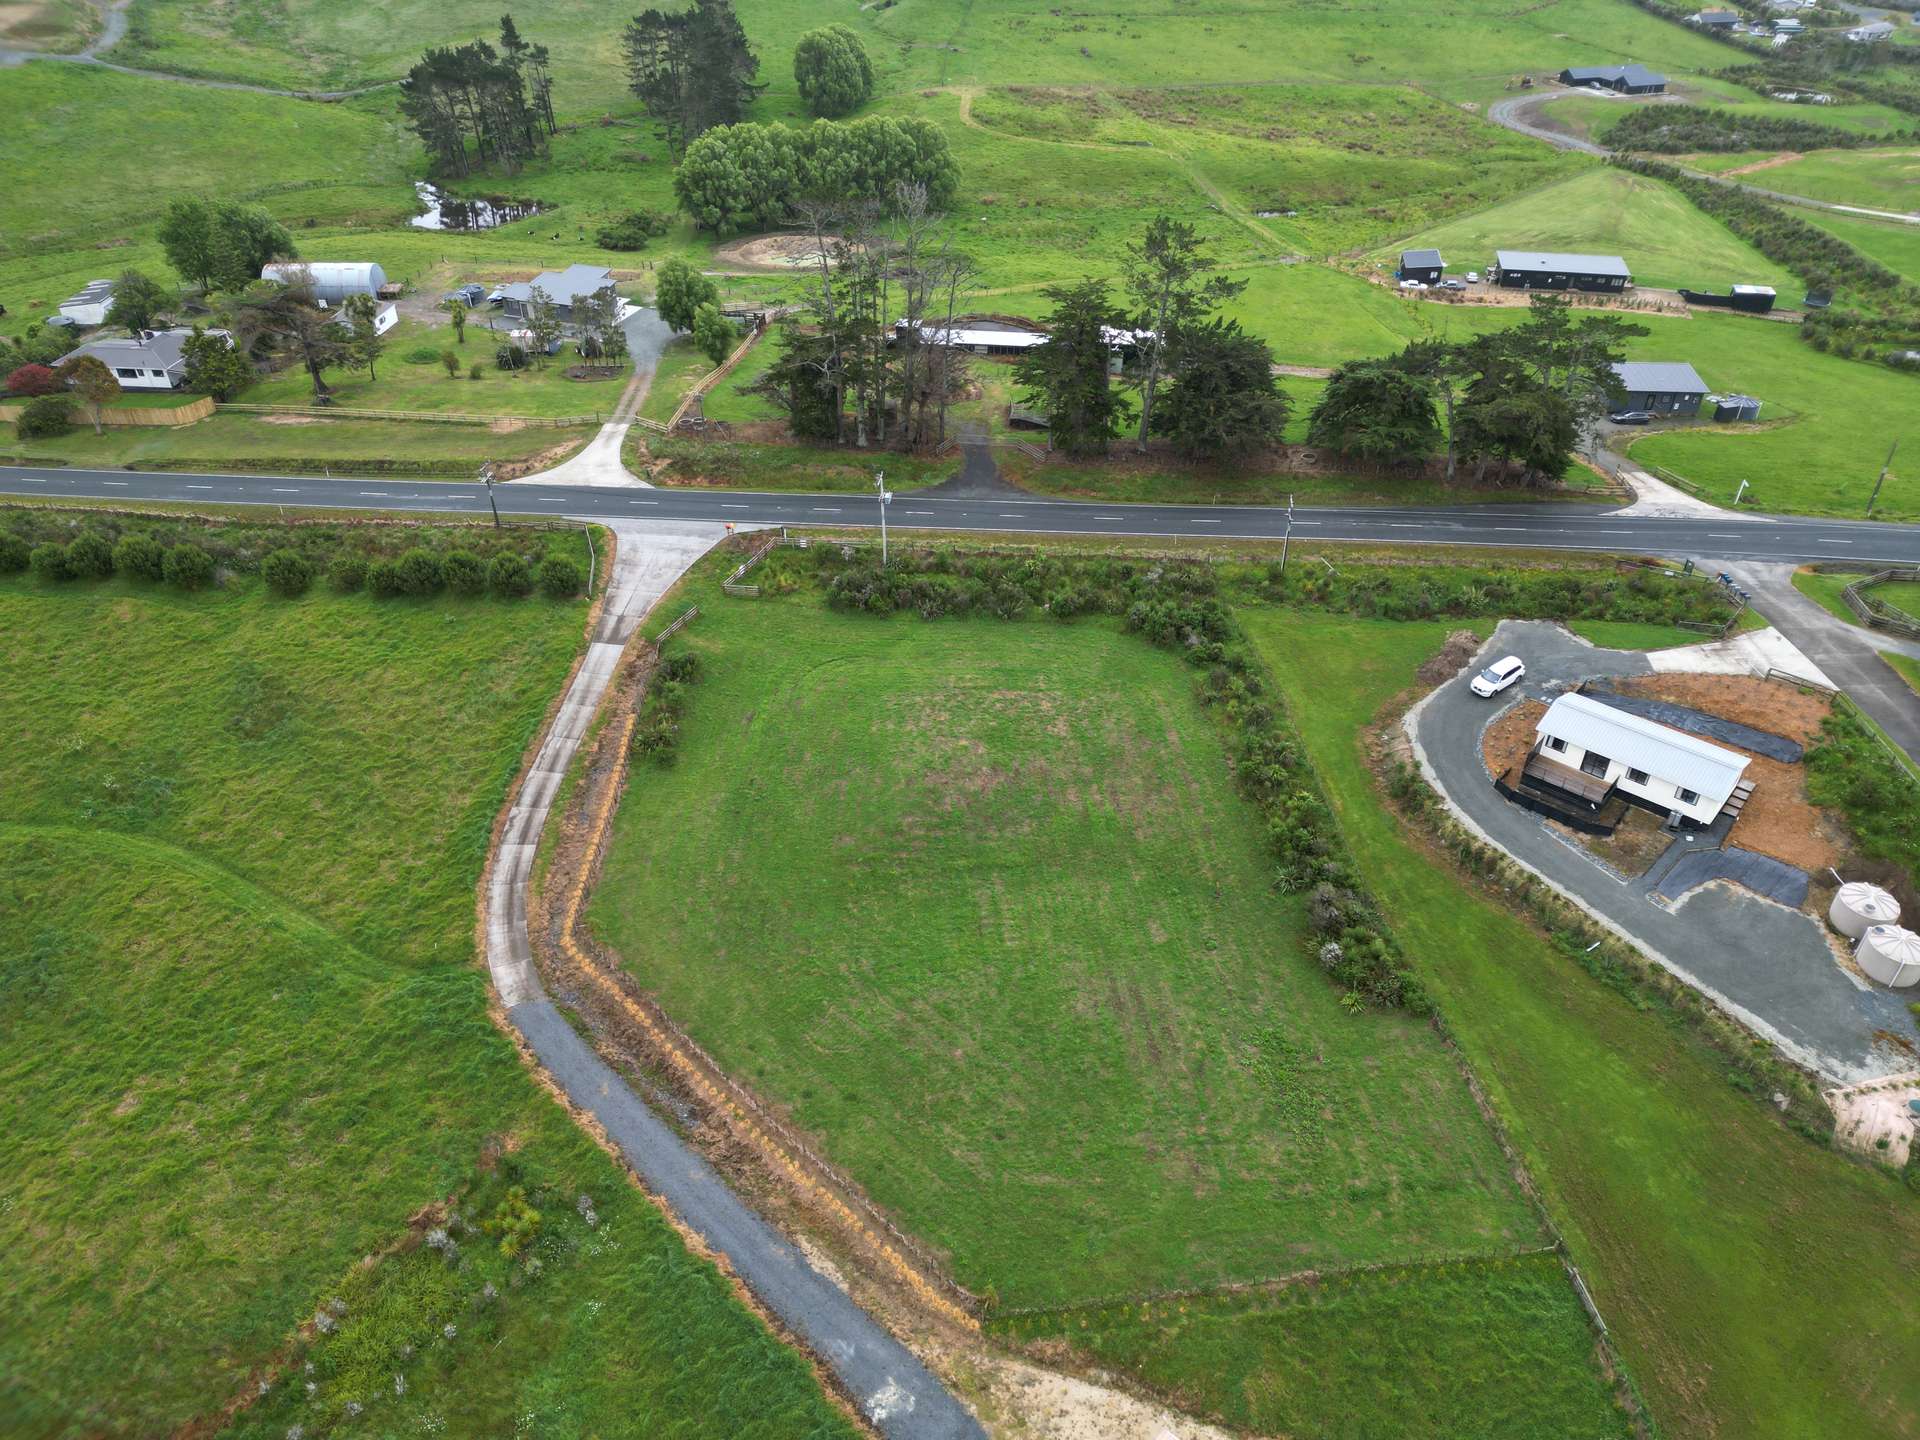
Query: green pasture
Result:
<box><xmin>587</xmin><ymin>578</ymin><xmax>1545</xmax><ymax>1314</ymax></box>
<box><xmin>1803</xmin><ymin>208</ymin><xmax>1920</xmax><ymax>283</ymax></box>
<box><xmin>1244</xmin><ymin>609</ymin><xmax>1920</xmax><ymax>1440</ymax></box>
<box><xmin>0</xmin><ymin>542</ymin><xmax>854</xmax><ymax>1438</ymax></box>
<box><xmin>1687</xmin><ymin>146</ymin><xmax>1920</xmax><ymax>212</ymax></box>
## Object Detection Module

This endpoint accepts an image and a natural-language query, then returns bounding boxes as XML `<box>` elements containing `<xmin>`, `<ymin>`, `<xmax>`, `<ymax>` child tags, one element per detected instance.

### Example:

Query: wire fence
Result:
<box><xmin>219</xmin><ymin>403</ymin><xmax>601</xmax><ymax>427</ymax></box>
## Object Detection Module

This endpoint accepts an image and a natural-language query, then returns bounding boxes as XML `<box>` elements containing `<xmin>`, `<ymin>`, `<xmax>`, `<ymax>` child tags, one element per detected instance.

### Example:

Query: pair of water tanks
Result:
<box><xmin>1829</xmin><ymin>882</ymin><xmax>1920</xmax><ymax>988</ymax></box>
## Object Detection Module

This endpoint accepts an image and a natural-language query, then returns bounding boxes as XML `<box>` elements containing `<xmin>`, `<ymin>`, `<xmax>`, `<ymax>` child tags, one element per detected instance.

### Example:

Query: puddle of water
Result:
<box><xmin>410</xmin><ymin>181</ymin><xmax>544</xmax><ymax>232</ymax></box>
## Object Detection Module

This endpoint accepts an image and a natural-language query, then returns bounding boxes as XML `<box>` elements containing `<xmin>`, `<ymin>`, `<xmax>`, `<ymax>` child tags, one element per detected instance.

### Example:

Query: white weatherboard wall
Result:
<box><xmin>1534</xmin><ymin>693</ymin><xmax>1748</xmax><ymax>824</ymax></box>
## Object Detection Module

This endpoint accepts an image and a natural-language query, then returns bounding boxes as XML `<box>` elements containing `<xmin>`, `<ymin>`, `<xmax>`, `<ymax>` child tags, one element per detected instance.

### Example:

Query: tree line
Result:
<box><xmin>1308</xmin><ymin>300</ymin><xmax>1645</xmax><ymax>488</ymax></box>
<box><xmin>1606</xmin><ymin>103</ymin><xmax>1911</xmax><ymax>154</ymax></box>
<box><xmin>674</xmin><ymin>115</ymin><xmax>958</xmax><ymax>233</ymax></box>
<box><xmin>399</xmin><ymin>13</ymin><xmax>557</xmax><ymax>177</ymax></box>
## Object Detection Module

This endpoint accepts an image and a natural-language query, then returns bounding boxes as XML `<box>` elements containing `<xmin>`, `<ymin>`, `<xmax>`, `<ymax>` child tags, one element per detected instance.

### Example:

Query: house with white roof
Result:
<box><xmin>1530</xmin><ymin>692</ymin><xmax>1752</xmax><ymax>826</ymax></box>
<box><xmin>1846</xmin><ymin>19</ymin><xmax>1896</xmax><ymax>41</ymax></box>
<box><xmin>58</xmin><ymin>279</ymin><xmax>116</xmax><ymax>327</ymax></box>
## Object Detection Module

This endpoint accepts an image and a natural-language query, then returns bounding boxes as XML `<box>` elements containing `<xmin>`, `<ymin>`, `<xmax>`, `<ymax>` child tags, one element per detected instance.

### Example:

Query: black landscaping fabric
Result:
<box><xmin>1654</xmin><ymin>846</ymin><xmax>1811</xmax><ymax>908</ymax></box>
<box><xmin>1583</xmin><ymin>686</ymin><xmax>1805</xmax><ymax>763</ymax></box>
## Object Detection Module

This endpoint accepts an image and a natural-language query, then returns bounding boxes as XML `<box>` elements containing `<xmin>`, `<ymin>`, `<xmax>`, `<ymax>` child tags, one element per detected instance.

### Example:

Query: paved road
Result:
<box><xmin>1732</xmin><ymin>561</ymin><xmax>1920</xmax><ymax>758</ymax></box>
<box><xmin>7</xmin><ymin>464</ymin><xmax>1920</xmax><ymax>565</ymax></box>
<box><xmin>482</xmin><ymin>519</ymin><xmax>984</xmax><ymax>1440</ymax></box>
<box><xmin>1410</xmin><ymin>620</ymin><xmax>1915</xmax><ymax>1082</ymax></box>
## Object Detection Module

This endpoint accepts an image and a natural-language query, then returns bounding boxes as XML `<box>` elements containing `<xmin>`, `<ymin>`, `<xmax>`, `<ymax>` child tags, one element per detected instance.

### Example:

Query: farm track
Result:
<box><xmin>0</xmin><ymin>0</ymin><xmax>392</xmax><ymax>97</ymax></box>
<box><xmin>1488</xmin><ymin>89</ymin><xmax>1920</xmax><ymax>223</ymax></box>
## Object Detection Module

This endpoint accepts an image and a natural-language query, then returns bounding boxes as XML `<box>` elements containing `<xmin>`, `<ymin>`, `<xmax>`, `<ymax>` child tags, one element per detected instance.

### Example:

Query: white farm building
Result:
<box><xmin>260</xmin><ymin>261</ymin><xmax>388</xmax><ymax>304</ymax></box>
<box><xmin>1530</xmin><ymin>692</ymin><xmax>1752</xmax><ymax>827</ymax></box>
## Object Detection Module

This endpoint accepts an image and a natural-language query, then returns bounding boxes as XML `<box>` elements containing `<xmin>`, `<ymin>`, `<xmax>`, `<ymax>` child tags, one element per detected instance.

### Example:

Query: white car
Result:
<box><xmin>1465</xmin><ymin>270</ymin><xmax>1481</xmax><ymax>283</ymax></box>
<box><xmin>1469</xmin><ymin>655</ymin><xmax>1525</xmax><ymax>697</ymax></box>
<box><xmin>1398</xmin><ymin>278</ymin><xmax>1427</xmax><ymax>291</ymax></box>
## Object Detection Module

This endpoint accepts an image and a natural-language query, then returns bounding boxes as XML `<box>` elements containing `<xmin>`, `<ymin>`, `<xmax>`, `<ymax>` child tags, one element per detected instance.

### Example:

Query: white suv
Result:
<box><xmin>1469</xmin><ymin>655</ymin><xmax>1525</xmax><ymax>697</ymax></box>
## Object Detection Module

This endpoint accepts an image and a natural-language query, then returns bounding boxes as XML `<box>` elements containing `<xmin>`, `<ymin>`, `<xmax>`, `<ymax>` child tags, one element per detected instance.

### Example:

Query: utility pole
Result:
<box><xmin>1279</xmin><ymin>492</ymin><xmax>1295</xmax><ymax>576</ymax></box>
<box><xmin>875</xmin><ymin>469</ymin><xmax>892</xmax><ymax>567</ymax></box>
<box><xmin>480</xmin><ymin>460</ymin><xmax>501</xmax><ymax>529</ymax></box>
<box><xmin>1868</xmin><ymin>439</ymin><xmax>1898</xmax><ymax>518</ymax></box>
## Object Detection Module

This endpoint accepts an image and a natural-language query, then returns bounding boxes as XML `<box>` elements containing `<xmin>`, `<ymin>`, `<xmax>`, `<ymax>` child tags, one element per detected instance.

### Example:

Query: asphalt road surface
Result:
<box><xmin>6</xmin><ymin>465</ymin><xmax>1920</xmax><ymax>565</ymax></box>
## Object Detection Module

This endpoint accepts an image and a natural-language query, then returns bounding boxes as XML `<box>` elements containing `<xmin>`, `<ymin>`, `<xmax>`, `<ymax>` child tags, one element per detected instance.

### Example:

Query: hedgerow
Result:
<box><xmin>631</xmin><ymin>651</ymin><xmax>701</xmax><ymax>766</ymax></box>
<box><xmin>1607</xmin><ymin>104</ymin><xmax>1909</xmax><ymax>155</ymax></box>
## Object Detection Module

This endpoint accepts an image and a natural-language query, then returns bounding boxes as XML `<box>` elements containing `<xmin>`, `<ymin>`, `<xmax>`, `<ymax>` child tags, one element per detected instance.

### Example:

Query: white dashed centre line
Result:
<box><xmin>103</xmin><ymin>481</ymin><xmax>127</xmax><ymax>486</ymax></box>
<box><xmin>722</xmin><ymin>503</ymin><xmax>747</xmax><ymax>509</ymax></box>
<box><xmin>187</xmin><ymin>484</ymin><xmax>212</xmax><ymax>490</ymax></box>
<box><xmin>1818</xmin><ymin>539</ymin><xmax>1852</xmax><ymax>545</ymax></box>
<box><xmin>812</xmin><ymin>507</ymin><xmax>841</xmax><ymax>512</ymax></box>
<box><xmin>1708</xmin><ymin>532</ymin><xmax>1742</xmax><ymax>538</ymax></box>
<box><xmin>1495</xmin><ymin>527</ymin><xmax>1526</xmax><ymax>532</ymax></box>
<box><xmin>1191</xmin><ymin>518</ymin><xmax>1220</xmax><ymax>524</ymax></box>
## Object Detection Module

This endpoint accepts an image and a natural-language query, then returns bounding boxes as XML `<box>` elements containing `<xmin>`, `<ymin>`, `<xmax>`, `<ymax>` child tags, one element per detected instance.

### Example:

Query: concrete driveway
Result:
<box><xmin>1407</xmin><ymin>620</ymin><xmax>1916</xmax><ymax>1083</ymax></box>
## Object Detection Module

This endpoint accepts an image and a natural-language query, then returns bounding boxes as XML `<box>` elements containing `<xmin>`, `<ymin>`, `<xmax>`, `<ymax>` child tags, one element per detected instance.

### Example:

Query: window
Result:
<box><xmin>1676</xmin><ymin>787</ymin><xmax>1700</xmax><ymax>805</ymax></box>
<box><xmin>1626</xmin><ymin>768</ymin><xmax>1649</xmax><ymax>785</ymax></box>
<box><xmin>115</xmin><ymin>367</ymin><xmax>138</xmax><ymax>378</ymax></box>
<box><xmin>1579</xmin><ymin>750</ymin><xmax>1611</xmax><ymax>779</ymax></box>
<box><xmin>1545</xmin><ymin>736</ymin><xmax>1568</xmax><ymax>754</ymax></box>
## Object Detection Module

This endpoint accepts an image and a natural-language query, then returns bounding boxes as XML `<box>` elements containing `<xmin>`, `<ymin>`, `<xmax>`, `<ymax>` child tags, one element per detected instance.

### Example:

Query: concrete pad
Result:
<box><xmin>1649</xmin><ymin>625</ymin><xmax>1835</xmax><ymax>688</ymax></box>
<box><xmin>512</xmin><ymin>420</ymin><xmax>650</xmax><ymax>488</ymax></box>
<box><xmin>1609</xmin><ymin>469</ymin><xmax>1759</xmax><ymax>520</ymax></box>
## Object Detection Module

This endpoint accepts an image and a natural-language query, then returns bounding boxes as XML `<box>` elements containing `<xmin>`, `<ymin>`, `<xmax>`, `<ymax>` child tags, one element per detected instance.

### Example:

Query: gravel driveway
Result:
<box><xmin>1409</xmin><ymin>620</ymin><xmax>1916</xmax><ymax>1083</ymax></box>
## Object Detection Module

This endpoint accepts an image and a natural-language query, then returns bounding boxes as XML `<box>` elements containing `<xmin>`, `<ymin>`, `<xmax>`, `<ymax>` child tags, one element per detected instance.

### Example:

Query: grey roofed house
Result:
<box><xmin>497</xmin><ymin>263</ymin><xmax>616</xmax><ymax>320</ymax></box>
<box><xmin>1559</xmin><ymin>63</ymin><xmax>1667</xmax><ymax>92</ymax></box>
<box><xmin>1491</xmin><ymin>249</ymin><xmax>1633</xmax><ymax>292</ymax></box>
<box><xmin>1847</xmin><ymin>18</ymin><xmax>1896</xmax><ymax>39</ymax></box>
<box><xmin>1690</xmin><ymin>8</ymin><xmax>1741</xmax><ymax>24</ymax></box>
<box><xmin>1612</xmin><ymin>360</ymin><xmax>1709</xmax><ymax>414</ymax></box>
<box><xmin>57</xmin><ymin>327</ymin><xmax>231</xmax><ymax>391</ymax></box>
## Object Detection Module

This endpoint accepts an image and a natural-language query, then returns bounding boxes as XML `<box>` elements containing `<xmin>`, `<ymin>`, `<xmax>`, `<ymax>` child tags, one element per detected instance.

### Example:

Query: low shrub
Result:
<box><xmin>65</xmin><ymin>532</ymin><xmax>115</xmax><ymax>579</ymax></box>
<box><xmin>5</xmin><ymin>363</ymin><xmax>60</xmax><ymax>397</ymax></box>
<box><xmin>0</xmin><ymin>533</ymin><xmax>31</xmax><ymax>573</ymax></box>
<box><xmin>594</xmin><ymin>210</ymin><xmax>672</xmax><ymax>250</ymax></box>
<box><xmin>443</xmin><ymin>549</ymin><xmax>487</xmax><ymax>596</ymax></box>
<box><xmin>366</xmin><ymin>559</ymin><xmax>405</xmax><ymax>598</ymax></box>
<box><xmin>29</xmin><ymin>542</ymin><xmax>71</xmax><ymax>581</ymax></box>
<box><xmin>631</xmin><ymin>650</ymin><xmax>700</xmax><ymax>765</ymax></box>
<box><xmin>163</xmin><ymin>543</ymin><xmax>215</xmax><ymax>590</ymax></box>
<box><xmin>488</xmin><ymin>552</ymin><xmax>532</xmax><ymax>598</ymax></box>
<box><xmin>537</xmin><ymin>554</ymin><xmax>583</xmax><ymax>599</ymax></box>
<box><xmin>395</xmin><ymin>548</ymin><xmax>444</xmax><ymax>595</ymax></box>
<box><xmin>261</xmin><ymin>547</ymin><xmax>313</xmax><ymax>596</ymax></box>
<box><xmin>113</xmin><ymin>534</ymin><xmax>166</xmax><ymax>581</ymax></box>
<box><xmin>496</xmin><ymin>345</ymin><xmax>528</xmax><ymax>372</ymax></box>
<box><xmin>404</xmin><ymin>345</ymin><xmax>443</xmax><ymax>365</ymax></box>
<box><xmin>469</xmin><ymin>362</ymin><xmax>485</xmax><ymax>381</ymax></box>
<box><xmin>328</xmin><ymin>553</ymin><xmax>369</xmax><ymax>593</ymax></box>
<box><xmin>17</xmin><ymin>395</ymin><xmax>73</xmax><ymax>439</ymax></box>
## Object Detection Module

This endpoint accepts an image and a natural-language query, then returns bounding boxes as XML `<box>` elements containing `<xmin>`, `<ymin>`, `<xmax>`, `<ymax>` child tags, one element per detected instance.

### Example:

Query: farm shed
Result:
<box><xmin>260</xmin><ymin>262</ymin><xmax>387</xmax><ymax>304</ymax></box>
<box><xmin>57</xmin><ymin>279</ymin><xmax>115</xmax><ymax>327</ymax></box>
<box><xmin>1679</xmin><ymin>283</ymin><xmax>1777</xmax><ymax>314</ymax></box>
<box><xmin>892</xmin><ymin>319</ymin><xmax>1048</xmax><ymax>356</ymax></box>
<box><xmin>1847</xmin><ymin>19</ymin><xmax>1895</xmax><ymax>41</ymax></box>
<box><xmin>1398</xmin><ymin>248</ymin><xmax>1446</xmax><ymax>284</ymax></box>
<box><xmin>1492</xmin><ymin>250</ymin><xmax>1632</xmax><ymax>293</ymax></box>
<box><xmin>1689</xmin><ymin>9</ymin><xmax>1741</xmax><ymax>28</ymax></box>
<box><xmin>1612</xmin><ymin>361</ymin><xmax>1709</xmax><ymax>415</ymax></box>
<box><xmin>1558</xmin><ymin>64</ymin><xmax>1667</xmax><ymax>94</ymax></box>
<box><xmin>57</xmin><ymin>327</ymin><xmax>232</xmax><ymax>391</ymax></box>
<box><xmin>1530</xmin><ymin>692</ymin><xmax>1751</xmax><ymax>827</ymax></box>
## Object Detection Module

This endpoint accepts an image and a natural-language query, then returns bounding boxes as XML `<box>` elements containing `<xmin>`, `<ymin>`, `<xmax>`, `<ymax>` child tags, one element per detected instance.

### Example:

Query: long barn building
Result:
<box><xmin>1491</xmin><ymin>250</ymin><xmax>1632</xmax><ymax>293</ymax></box>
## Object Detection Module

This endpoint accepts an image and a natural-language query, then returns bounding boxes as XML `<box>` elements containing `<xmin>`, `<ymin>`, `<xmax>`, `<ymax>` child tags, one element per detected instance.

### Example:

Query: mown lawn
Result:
<box><xmin>0</xmin><ymin>538</ymin><xmax>858</xmax><ymax>1438</ymax></box>
<box><xmin>244</xmin><ymin>318</ymin><xmax>631</xmax><ymax>419</ymax></box>
<box><xmin>1243</xmin><ymin>609</ymin><xmax>1920</xmax><ymax>1440</ymax></box>
<box><xmin>1625</xmin><ymin>311</ymin><xmax>1920</xmax><ymax>520</ymax></box>
<box><xmin>588</xmin><ymin>585</ymin><xmax>1546</xmax><ymax>1315</ymax></box>
<box><xmin>1565</xmin><ymin>618</ymin><xmax>1712</xmax><ymax>650</ymax></box>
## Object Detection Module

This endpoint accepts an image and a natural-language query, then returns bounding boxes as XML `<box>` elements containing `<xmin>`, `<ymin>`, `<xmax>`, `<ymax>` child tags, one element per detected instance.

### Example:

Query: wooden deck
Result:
<box><xmin>1522</xmin><ymin>751</ymin><xmax>1615</xmax><ymax>806</ymax></box>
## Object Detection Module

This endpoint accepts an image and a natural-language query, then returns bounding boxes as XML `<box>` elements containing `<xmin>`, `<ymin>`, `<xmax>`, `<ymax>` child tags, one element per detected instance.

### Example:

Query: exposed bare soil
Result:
<box><xmin>713</xmin><ymin>232</ymin><xmax>836</xmax><ymax>270</ymax></box>
<box><xmin>1721</xmin><ymin>151</ymin><xmax>1804</xmax><ymax>177</ymax></box>
<box><xmin>1482</xmin><ymin>697</ymin><xmax>1547</xmax><ymax>781</ymax></box>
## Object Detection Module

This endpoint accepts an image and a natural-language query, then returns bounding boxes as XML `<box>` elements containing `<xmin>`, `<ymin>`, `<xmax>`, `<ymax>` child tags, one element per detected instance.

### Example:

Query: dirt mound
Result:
<box><xmin>714</xmin><ymin>232</ymin><xmax>835</xmax><ymax>269</ymax></box>
<box><xmin>1418</xmin><ymin>629</ymin><xmax>1484</xmax><ymax>686</ymax></box>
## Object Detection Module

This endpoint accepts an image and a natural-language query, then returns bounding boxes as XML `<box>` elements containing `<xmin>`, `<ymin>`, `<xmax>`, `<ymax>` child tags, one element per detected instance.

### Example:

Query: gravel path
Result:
<box><xmin>484</xmin><ymin>520</ymin><xmax>986</xmax><ymax>1439</ymax></box>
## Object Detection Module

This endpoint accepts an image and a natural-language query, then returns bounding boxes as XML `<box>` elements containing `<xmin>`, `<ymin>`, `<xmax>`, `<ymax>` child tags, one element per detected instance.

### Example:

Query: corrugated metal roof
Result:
<box><xmin>1536</xmin><ymin>693</ymin><xmax>1749</xmax><ymax>804</ymax></box>
<box><xmin>1613</xmin><ymin>361</ymin><xmax>1708</xmax><ymax>394</ymax></box>
<box><xmin>60</xmin><ymin>279</ymin><xmax>114</xmax><ymax>308</ymax></box>
<box><xmin>1495</xmin><ymin>250</ymin><xmax>1632</xmax><ymax>278</ymax></box>
<box><xmin>1401</xmin><ymin>247</ymin><xmax>1444</xmax><ymax>268</ymax></box>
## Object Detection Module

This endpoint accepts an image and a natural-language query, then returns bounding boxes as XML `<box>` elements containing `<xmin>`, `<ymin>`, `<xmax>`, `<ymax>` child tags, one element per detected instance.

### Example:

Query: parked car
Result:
<box><xmin>1465</xmin><ymin>271</ymin><xmax>1480</xmax><ymax>283</ymax></box>
<box><xmin>1469</xmin><ymin>655</ymin><xmax>1526</xmax><ymax>697</ymax></box>
<box><xmin>1438</xmin><ymin>278</ymin><xmax>1466</xmax><ymax>291</ymax></box>
<box><xmin>448</xmin><ymin>283</ymin><xmax>485</xmax><ymax>306</ymax></box>
<box><xmin>1398</xmin><ymin>278</ymin><xmax>1427</xmax><ymax>291</ymax></box>
<box><xmin>1609</xmin><ymin>409</ymin><xmax>1655</xmax><ymax>425</ymax></box>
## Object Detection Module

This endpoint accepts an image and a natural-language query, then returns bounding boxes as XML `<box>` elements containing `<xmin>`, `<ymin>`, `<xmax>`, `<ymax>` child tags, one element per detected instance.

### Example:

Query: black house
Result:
<box><xmin>1399</xmin><ymin>248</ymin><xmax>1445</xmax><ymax>284</ymax></box>
<box><xmin>1559</xmin><ymin>64</ymin><xmax>1667</xmax><ymax>94</ymax></box>
<box><xmin>1612</xmin><ymin>361</ymin><xmax>1709</xmax><ymax>416</ymax></box>
<box><xmin>1492</xmin><ymin>249</ymin><xmax>1632</xmax><ymax>293</ymax></box>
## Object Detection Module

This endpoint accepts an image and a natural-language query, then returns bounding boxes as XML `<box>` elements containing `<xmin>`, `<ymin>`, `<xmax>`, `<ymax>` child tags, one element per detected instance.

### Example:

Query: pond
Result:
<box><xmin>410</xmin><ymin>181</ymin><xmax>545</xmax><ymax>232</ymax></box>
